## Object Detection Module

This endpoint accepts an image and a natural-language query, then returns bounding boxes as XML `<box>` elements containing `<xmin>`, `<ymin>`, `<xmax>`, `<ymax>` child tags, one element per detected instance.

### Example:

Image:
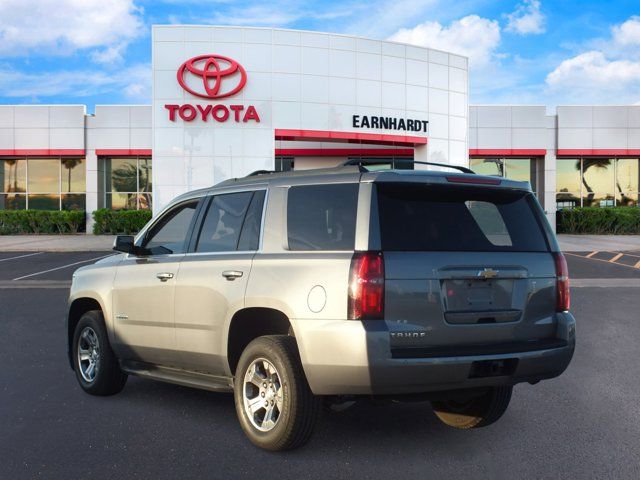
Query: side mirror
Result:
<box><xmin>113</xmin><ymin>235</ymin><xmax>136</xmax><ymax>254</ymax></box>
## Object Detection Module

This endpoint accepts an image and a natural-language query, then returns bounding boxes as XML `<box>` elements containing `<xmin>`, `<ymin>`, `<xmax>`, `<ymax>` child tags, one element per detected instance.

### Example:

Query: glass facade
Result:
<box><xmin>556</xmin><ymin>158</ymin><xmax>639</xmax><ymax>209</ymax></box>
<box><xmin>0</xmin><ymin>157</ymin><xmax>85</xmax><ymax>210</ymax></box>
<box><xmin>103</xmin><ymin>157</ymin><xmax>152</xmax><ymax>210</ymax></box>
<box><xmin>469</xmin><ymin>157</ymin><xmax>537</xmax><ymax>193</ymax></box>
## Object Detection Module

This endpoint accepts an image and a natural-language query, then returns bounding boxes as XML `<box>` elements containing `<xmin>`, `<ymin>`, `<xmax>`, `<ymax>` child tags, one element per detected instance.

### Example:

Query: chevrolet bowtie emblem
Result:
<box><xmin>478</xmin><ymin>268</ymin><xmax>498</xmax><ymax>279</ymax></box>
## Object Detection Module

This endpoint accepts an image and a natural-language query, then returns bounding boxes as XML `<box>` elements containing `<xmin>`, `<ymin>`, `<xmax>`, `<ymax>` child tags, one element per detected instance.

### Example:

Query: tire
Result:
<box><xmin>431</xmin><ymin>386</ymin><xmax>512</xmax><ymax>429</ymax></box>
<box><xmin>234</xmin><ymin>335</ymin><xmax>320</xmax><ymax>451</ymax></box>
<box><xmin>72</xmin><ymin>310</ymin><xmax>127</xmax><ymax>396</ymax></box>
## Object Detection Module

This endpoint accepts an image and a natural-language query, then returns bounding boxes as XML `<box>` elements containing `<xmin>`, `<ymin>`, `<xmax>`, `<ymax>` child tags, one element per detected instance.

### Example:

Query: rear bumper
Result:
<box><xmin>293</xmin><ymin>312</ymin><xmax>576</xmax><ymax>396</ymax></box>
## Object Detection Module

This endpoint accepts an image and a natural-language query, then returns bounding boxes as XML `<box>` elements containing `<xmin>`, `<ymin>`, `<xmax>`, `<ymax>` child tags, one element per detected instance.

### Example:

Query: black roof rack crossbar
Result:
<box><xmin>340</xmin><ymin>158</ymin><xmax>475</xmax><ymax>174</ymax></box>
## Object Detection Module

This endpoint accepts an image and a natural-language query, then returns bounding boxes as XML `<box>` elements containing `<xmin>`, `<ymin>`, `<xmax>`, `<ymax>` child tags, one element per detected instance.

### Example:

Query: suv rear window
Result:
<box><xmin>376</xmin><ymin>183</ymin><xmax>549</xmax><ymax>252</ymax></box>
<box><xmin>287</xmin><ymin>184</ymin><xmax>358</xmax><ymax>251</ymax></box>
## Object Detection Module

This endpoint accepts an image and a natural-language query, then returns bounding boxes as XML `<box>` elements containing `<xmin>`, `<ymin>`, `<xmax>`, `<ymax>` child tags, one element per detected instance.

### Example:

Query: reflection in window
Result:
<box><xmin>470</xmin><ymin>158</ymin><xmax>503</xmax><ymax>177</ymax></box>
<box><xmin>470</xmin><ymin>157</ymin><xmax>535</xmax><ymax>192</ymax></box>
<box><xmin>1</xmin><ymin>159</ymin><xmax>26</xmax><ymax>193</ymax></box>
<box><xmin>0</xmin><ymin>157</ymin><xmax>85</xmax><ymax>210</ymax></box>
<box><xmin>617</xmin><ymin>159</ymin><xmax>639</xmax><ymax>206</ymax></box>
<box><xmin>103</xmin><ymin>157</ymin><xmax>152</xmax><ymax>210</ymax></box>
<box><xmin>556</xmin><ymin>158</ymin><xmax>640</xmax><ymax>209</ymax></box>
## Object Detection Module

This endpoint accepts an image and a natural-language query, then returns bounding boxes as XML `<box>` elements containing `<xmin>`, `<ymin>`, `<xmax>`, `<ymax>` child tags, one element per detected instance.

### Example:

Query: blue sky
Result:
<box><xmin>1</xmin><ymin>0</ymin><xmax>639</xmax><ymax>112</ymax></box>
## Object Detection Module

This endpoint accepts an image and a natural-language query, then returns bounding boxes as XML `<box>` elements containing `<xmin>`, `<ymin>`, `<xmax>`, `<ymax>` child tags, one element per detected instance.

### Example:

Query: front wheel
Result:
<box><xmin>431</xmin><ymin>386</ymin><xmax>512</xmax><ymax>429</ymax></box>
<box><xmin>72</xmin><ymin>311</ymin><xmax>127</xmax><ymax>396</ymax></box>
<box><xmin>234</xmin><ymin>335</ymin><xmax>320</xmax><ymax>451</ymax></box>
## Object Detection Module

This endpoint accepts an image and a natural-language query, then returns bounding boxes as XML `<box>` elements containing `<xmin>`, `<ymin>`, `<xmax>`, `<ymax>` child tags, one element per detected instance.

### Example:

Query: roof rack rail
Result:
<box><xmin>340</xmin><ymin>158</ymin><xmax>475</xmax><ymax>174</ymax></box>
<box><xmin>246</xmin><ymin>170</ymin><xmax>275</xmax><ymax>177</ymax></box>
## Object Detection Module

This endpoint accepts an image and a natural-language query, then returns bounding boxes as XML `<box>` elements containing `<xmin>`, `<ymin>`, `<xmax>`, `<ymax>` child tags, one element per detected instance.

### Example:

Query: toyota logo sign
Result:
<box><xmin>177</xmin><ymin>54</ymin><xmax>247</xmax><ymax>99</ymax></box>
<box><xmin>166</xmin><ymin>54</ymin><xmax>260</xmax><ymax>124</ymax></box>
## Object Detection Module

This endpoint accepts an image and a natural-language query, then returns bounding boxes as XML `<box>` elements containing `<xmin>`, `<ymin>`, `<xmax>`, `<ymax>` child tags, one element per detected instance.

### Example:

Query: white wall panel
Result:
<box><xmin>477</xmin><ymin>128</ymin><xmax>511</xmax><ymax>149</ymax></box>
<box><xmin>302</xmin><ymin>47</ymin><xmax>329</xmax><ymax>76</ymax></box>
<box><xmin>0</xmin><ymin>106</ymin><xmax>14</xmax><ymax>128</ymax></box>
<box><xmin>356</xmin><ymin>52</ymin><xmax>382</xmax><ymax>81</ymax></box>
<box><xmin>429</xmin><ymin>63</ymin><xmax>448</xmax><ymax>90</ymax></box>
<box><xmin>0</xmin><ymin>129</ymin><xmax>14</xmax><ymax>149</ymax></box>
<box><xmin>14</xmin><ymin>128</ymin><xmax>49</xmax><ymax>149</ymax></box>
<box><xmin>593</xmin><ymin>128</ymin><xmax>627</xmax><ymax>149</ymax></box>
<box><xmin>511</xmin><ymin>106</ymin><xmax>546</xmax><ymax>128</ymax></box>
<box><xmin>593</xmin><ymin>106</ymin><xmax>628</xmax><ymax>128</ymax></box>
<box><xmin>49</xmin><ymin>106</ymin><xmax>85</xmax><ymax>128</ymax></box>
<box><xmin>557</xmin><ymin>128</ymin><xmax>593</xmax><ymax>150</ymax></box>
<box><xmin>329</xmin><ymin>50</ymin><xmax>356</xmax><ymax>78</ymax></box>
<box><xmin>477</xmin><ymin>106</ymin><xmax>510</xmax><ymax>128</ymax></box>
<box><xmin>428</xmin><ymin>88</ymin><xmax>448</xmax><ymax>115</ymax></box>
<box><xmin>50</xmin><ymin>129</ymin><xmax>84</xmax><ymax>149</ymax></box>
<box><xmin>557</xmin><ymin>106</ymin><xmax>592</xmax><ymax>128</ymax></box>
<box><xmin>14</xmin><ymin>107</ymin><xmax>48</xmax><ymax>128</ymax></box>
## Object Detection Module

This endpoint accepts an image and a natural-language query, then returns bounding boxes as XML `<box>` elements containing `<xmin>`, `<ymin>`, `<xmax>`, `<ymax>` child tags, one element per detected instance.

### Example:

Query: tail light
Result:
<box><xmin>348</xmin><ymin>251</ymin><xmax>384</xmax><ymax>320</ymax></box>
<box><xmin>554</xmin><ymin>252</ymin><xmax>570</xmax><ymax>312</ymax></box>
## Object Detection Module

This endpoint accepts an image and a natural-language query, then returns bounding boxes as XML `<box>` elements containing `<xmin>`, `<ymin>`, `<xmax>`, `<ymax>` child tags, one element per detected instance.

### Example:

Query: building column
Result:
<box><xmin>413</xmin><ymin>143</ymin><xmax>429</xmax><ymax>168</ymax></box>
<box><xmin>85</xmin><ymin>149</ymin><xmax>98</xmax><ymax>235</ymax></box>
<box><xmin>543</xmin><ymin>150</ymin><xmax>557</xmax><ymax>232</ymax></box>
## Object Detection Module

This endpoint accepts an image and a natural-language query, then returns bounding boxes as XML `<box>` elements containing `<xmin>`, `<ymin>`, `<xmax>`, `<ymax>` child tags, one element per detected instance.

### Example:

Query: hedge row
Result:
<box><xmin>92</xmin><ymin>208</ymin><xmax>152</xmax><ymax>235</ymax></box>
<box><xmin>0</xmin><ymin>210</ymin><xmax>86</xmax><ymax>234</ymax></box>
<box><xmin>557</xmin><ymin>207</ymin><xmax>640</xmax><ymax>234</ymax></box>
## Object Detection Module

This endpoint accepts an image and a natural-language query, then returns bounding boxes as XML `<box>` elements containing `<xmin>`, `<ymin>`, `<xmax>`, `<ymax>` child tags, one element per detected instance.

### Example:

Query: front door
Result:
<box><xmin>112</xmin><ymin>199</ymin><xmax>200</xmax><ymax>366</ymax></box>
<box><xmin>174</xmin><ymin>190</ymin><xmax>265</xmax><ymax>374</ymax></box>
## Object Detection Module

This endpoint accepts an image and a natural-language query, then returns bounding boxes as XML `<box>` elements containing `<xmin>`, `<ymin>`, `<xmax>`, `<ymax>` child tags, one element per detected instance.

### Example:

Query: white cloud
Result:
<box><xmin>389</xmin><ymin>15</ymin><xmax>501</xmax><ymax>68</ymax></box>
<box><xmin>505</xmin><ymin>0</ymin><xmax>545</xmax><ymax>35</ymax></box>
<box><xmin>545</xmin><ymin>16</ymin><xmax>640</xmax><ymax>103</ymax></box>
<box><xmin>0</xmin><ymin>0</ymin><xmax>143</xmax><ymax>62</ymax></box>
<box><xmin>611</xmin><ymin>15</ymin><xmax>640</xmax><ymax>46</ymax></box>
<box><xmin>0</xmin><ymin>63</ymin><xmax>151</xmax><ymax>102</ymax></box>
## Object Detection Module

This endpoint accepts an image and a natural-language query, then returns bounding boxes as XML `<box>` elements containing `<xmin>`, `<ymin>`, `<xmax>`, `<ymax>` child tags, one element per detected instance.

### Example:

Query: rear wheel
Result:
<box><xmin>431</xmin><ymin>386</ymin><xmax>512</xmax><ymax>429</ymax></box>
<box><xmin>72</xmin><ymin>311</ymin><xmax>127</xmax><ymax>396</ymax></box>
<box><xmin>234</xmin><ymin>335</ymin><xmax>320</xmax><ymax>451</ymax></box>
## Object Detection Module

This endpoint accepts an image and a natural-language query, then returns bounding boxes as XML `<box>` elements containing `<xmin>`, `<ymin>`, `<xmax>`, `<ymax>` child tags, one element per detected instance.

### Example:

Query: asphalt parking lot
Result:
<box><xmin>1</xmin><ymin>251</ymin><xmax>639</xmax><ymax>479</ymax></box>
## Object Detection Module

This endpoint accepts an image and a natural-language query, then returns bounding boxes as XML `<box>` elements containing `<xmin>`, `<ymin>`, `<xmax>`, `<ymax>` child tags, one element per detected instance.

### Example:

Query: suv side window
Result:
<box><xmin>287</xmin><ymin>184</ymin><xmax>359</xmax><ymax>251</ymax></box>
<box><xmin>143</xmin><ymin>200</ymin><xmax>199</xmax><ymax>254</ymax></box>
<box><xmin>196</xmin><ymin>191</ymin><xmax>260</xmax><ymax>253</ymax></box>
<box><xmin>238</xmin><ymin>190</ymin><xmax>266</xmax><ymax>251</ymax></box>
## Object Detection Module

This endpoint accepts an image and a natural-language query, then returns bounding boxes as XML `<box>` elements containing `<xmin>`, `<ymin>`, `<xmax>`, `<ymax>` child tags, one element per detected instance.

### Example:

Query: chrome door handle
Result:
<box><xmin>156</xmin><ymin>272</ymin><xmax>174</xmax><ymax>282</ymax></box>
<box><xmin>222</xmin><ymin>270</ymin><xmax>243</xmax><ymax>281</ymax></box>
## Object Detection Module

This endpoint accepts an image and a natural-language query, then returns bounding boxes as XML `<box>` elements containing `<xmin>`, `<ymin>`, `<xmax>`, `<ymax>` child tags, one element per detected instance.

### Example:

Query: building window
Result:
<box><xmin>103</xmin><ymin>157</ymin><xmax>152</xmax><ymax>210</ymax></box>
<box><xmin>469</xmin><ymin>157</ymin><xmax>537</xmax><ymax>194</ymax></box>
<box><xmin>0</xmin><ymin>157</ymin><xmax>85</xmax><ymax>210</ymax></box>
<box><xmin>275</xmin><ymin>157</ymin><xmax>294</xmax><ymax>172</ymax></box>
<box><xmin>556</xmin><ymin>158</ymin><xmax>639</xmax><ymax>209</ymax></box>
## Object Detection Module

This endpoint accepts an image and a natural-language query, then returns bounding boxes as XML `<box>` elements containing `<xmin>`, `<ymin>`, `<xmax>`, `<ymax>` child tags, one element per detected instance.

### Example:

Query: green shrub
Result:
<box><xmin>557</xmin><ymin>207</ymin><xmax>640</xmax><ymax>234</ymax></box>
<box><xmin>0</xmin><ymin>210</ymin><xmax>86</xmax><ymax>234</ymax></box>
<box><xmin>92</xmin><ymin>209</ymin><xmax>152</xmax><ymax>235</ymax></box>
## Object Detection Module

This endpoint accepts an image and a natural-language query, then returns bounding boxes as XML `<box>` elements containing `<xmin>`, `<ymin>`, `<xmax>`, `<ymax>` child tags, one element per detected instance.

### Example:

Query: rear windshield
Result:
<box><xmin>376</xmin><ymin>183</ymin><xmax>549</xmax><ymax>252</ymax></box>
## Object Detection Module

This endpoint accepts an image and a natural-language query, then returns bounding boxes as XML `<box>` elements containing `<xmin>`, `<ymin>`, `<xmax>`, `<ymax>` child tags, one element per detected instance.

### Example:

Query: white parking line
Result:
<box><xmin>12</xmin><ymin>254</ymin><xmax>115</xmax><ymax>281</ymax></box>
<box><xmin>0</xmin><ymin>252</ymin><xmax>44</xmax><ymax>263</ymax></box>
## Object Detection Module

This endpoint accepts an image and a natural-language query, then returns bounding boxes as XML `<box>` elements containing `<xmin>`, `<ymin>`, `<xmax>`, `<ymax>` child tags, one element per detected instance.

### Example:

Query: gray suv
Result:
<box><xmin>67</xmin><ymin>162</ymin><xmax>576</xmax><ymax>451</ymax></box>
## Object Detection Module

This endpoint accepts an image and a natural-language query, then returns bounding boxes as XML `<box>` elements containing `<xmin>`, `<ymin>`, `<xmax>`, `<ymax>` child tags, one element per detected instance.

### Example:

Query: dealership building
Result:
<box><xmin>1</xmin><ymin>26</ymin><xmax>639</xmax><ymax>231</ymax></box>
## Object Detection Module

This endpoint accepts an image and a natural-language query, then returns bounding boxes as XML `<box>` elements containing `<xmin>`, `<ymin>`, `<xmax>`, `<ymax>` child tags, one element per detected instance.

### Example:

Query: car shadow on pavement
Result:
<box><xmin>115</xmin><ymin>375</ymin><xmax>497</xmax><ymax>457</ymax></box>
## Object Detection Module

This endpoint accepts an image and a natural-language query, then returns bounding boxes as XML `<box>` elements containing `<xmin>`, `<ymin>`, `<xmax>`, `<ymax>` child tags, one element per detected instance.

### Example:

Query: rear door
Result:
<box><xmin>173</xmin><ymin>189</ymin><xmax>266</xmax><ymax>374</ymax></box>
<box><xmin>376</xmin><ymin>181</ymin><xmax>560</xmax><ymax>356</ymax></box>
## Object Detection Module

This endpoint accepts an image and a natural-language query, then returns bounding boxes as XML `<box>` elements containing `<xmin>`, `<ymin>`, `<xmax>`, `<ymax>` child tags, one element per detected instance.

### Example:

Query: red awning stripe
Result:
<box><xmin>469</xmin><ymin>149</ymin><xmax>547</xmax><ymax>156</ymax></box>
<box><xmin>556</xmin><ymin>149</ymin><xmax>640</xmax><ymax>156</ymax></box>
<box><xmin>0</xmin><ymin>149</ymin><xmax>85</xmax><ymax>156</ymax></box>
<box><xmin>95</xmin><ymin>149</ymin><xmax>152</xmax><ymax>156</ymax></box>
<box><xmin>274</xmin><ymin>129</ymin><xmax>427</xmax><ymax>147</ymax></box>
<box><xmin>275</xmin><ymin>148</ymin><xmax>414</xmax><ymax>157</ymax></box>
